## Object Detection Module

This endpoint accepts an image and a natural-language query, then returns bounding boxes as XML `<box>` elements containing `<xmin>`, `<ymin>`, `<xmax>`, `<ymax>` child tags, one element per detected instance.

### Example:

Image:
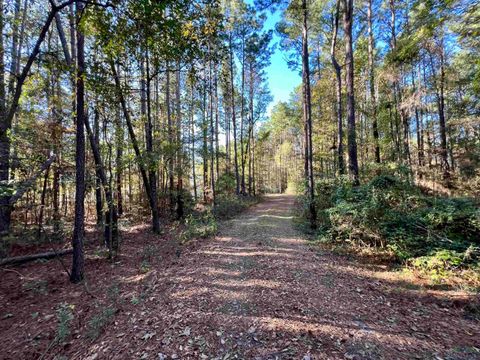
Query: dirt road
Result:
<box><xmin>73</xmin><ymin>194</ymin><xmax>479</xmax><ymax>359</ymax></box>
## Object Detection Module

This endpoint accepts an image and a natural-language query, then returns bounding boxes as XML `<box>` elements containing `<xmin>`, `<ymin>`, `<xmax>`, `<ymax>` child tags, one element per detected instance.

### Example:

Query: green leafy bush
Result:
<box><xmin>56</xmin><ymin>303</ymin><xmax>74</xmax><ymax>343</ymax></box>
<box><xmin>307</xmin><ymin>173</ymin><xmax>480</xmax><ymax>276</ymax></box>
<box><xmin>215</xmin><ymin>173</ymin><xmax>237</xmax><ymax>195</ymax></box>
<box><xmin>87</xmin><ymin>306</ymin><xmax>116</xmax><ymax>340</ymax></box>
<box><xmin>212</xmin><ymin>194</ymin><xmax>260</xmax><ymax>219</ymax></box>
<box><xmin>180</xmin><ymin>194</ymin><xmax>259</xmax><ymax>243</ymax></box>
<box><xmin>181</xmin><ymin>210</ymin><xmax>218</xmax><ymax>243</ymax></box>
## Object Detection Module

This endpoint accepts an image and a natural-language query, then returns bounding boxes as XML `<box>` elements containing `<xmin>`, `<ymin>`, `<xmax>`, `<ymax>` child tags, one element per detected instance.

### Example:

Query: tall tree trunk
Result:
<box><xmin>110</xmin><ymin>61</ymin><xmax>160</xmax><ymax>233</ymax></box>
<box><xmin>175</xmin><ymin>62</ymin><xmax>184</xmax><ymax>218</ymax></box>
<box><xmin>70</xmin><ymin>0</ymin><xmax>86</xmax><ymax>283</ymax></box>
<box><xmin>301</xmin><ymin>0</ymin><xmax>316</xmax><ymax>229</ymax></box>
<box><xmin>331</xmin><ymin>0</ymin><xmax>345</xmax><ymax>175</ymax></box>
<box><xmin>202</xmin><ymin>76</ymin><xmax>208</xmax><ymax>202</ymax></box>
<box><xmin>166</xmin><ymin>62</ymin><xmax>174</xmax><ymax>208</ymax></box>
<box><xmin>412</xmin><ymin>65</ymin><xmax>424</xmax><ymax>178</ymax></box>
<box><xmin>115</xmin><ymin>107</ymin><xmax>123</xmax><ymax>216</ymax></box>
<box><xmin>367</xmin><ymin>0</ymin><xmax>380</xmax><ymax>164</ymax></box>
<box><xmin>0</xmin><ymin>0</ymin><xmax>10</xmax><ymax>239</ymax></box>
<box><xmin>248</xmin><ymin>62</ymin><xmax>254</xmax><ymax>195</ymax></box>
<box><xmin>214</xmin><ymin>62</ymin><xmax>220</xmax><ymax>182</ymax></box>
<box><xmin>343</xmin><ymin>0</ymin><xmax>360</xmax><ymax>185</ymax></box>
<box><xmin>144</xmin><ymin>50</ymin><xmax>160</xmax><ymax>227</ymax></box>
<box><xmin>240</xmin><ymin>35</ymin><xmax>246</xmax><ymax>195</ymax></box>
<box><xmin>190</xmin><ymin>80</ymin><xmax>197</xmax><ymax>201</ymax></box>
<box><xmin>94</xmin><ymin>107</ymin><xmax>103</xmax><ymax>225</ymax></box>
<box><xmin>229</xmin><ymin>34</ymin><xmax>240</xmax><ymax>195</ymax></box>
<box><xmin>7</xmin><ymin>0</ymin><xmax>21</xmax><ymax>98</ymax></box>
<box><xmin>209</xmin><ymin>55</ymin><xmax>216</xmax><ymax>205</ymax></box>
<box><xmin>84</xmin><ymin>108</ymin><xmax>118</xmax><ymax>255</ymax></box>
<box><xmin>436</xmin><ymin>44</ymin><xmax>450</xmax><ymax>183</ymax></box>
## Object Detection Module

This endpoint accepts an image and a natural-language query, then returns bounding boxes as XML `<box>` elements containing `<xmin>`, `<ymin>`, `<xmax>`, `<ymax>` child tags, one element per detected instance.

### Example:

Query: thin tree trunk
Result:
<box><xmin>202</xmin><ymin>76</ymin><xmax>208</xmax><ymax>202</ymax></box>
<box><xmin>214</xmin><ymin>62</ymin><xmax>220</xmax><ymax>182</ymax></box>
<box><xmin>209</xmin><ymin>55</ymin><xmax>216</xmax><ymax>205</ymax></box>
<box><xmin>175</xmin><ymin>62</ymin><xmax>184</xmax><ymax>218</ymax></box>
<box><xmin>367</xmin><ymin>0</ymin><xmax>380</xmax><ymax>164</ymax></box>
<box><xmin>229</xmin><ymin>35</ymin><xmax>240</xmax><ymax>195</ymax></box>
<box><xmin>94</xmin><ymin>107</ymin><xmax>103</xmax><ymax>225</ymax></box>
<box><xmin>301</xmin><ymin>0</ymin><xmax>316</xmax><ymax>228</ymax></box>
<box><xmin>240</xmin><ymin>35</ymin><xmax>246</xmax><ymax>194</ymax></box>
<box><xmin>36</xmin><ymin>164</ymin><xmax>50</xmax><ymax>239</ymax></box>
<box><xmin>85</xmin><ymin>108</ymin><xmax>118</xmax><ymax>254</ymax></box>
<box><xmin>70</xmin><ymin>0</ymin><xmax>86</xmax><ymax>283</ymax></box>
<box><xmin>144</xmin><ymin>50</ymin><xmax>160</xmax><ymax>226</ymax></box>
<box><xmin>110</xmin><ymin>61</ymin><xmax>160</xmax><ymax>233</ymax></box>
<box><xmin>115</xmin><ymin>107</ymin><xmax>123</xmax><ymax>216</ymax></box>
<box><xmin>436</xmin><ymin>44</ymin><xmax>450</xmax><ymax>183</ymax></box>
<box><xmin>190</xmin><ymin>80</ymin><xmax>197</xmax><ymax>201</ymax></box>
<box><xmin>331</xmin><ymin>0</ymin><xmax>345</xmax><ymax>175</ymax></box>
<box><xmin>343</xmin><ymin>0</ymin><xmax>359</xmax><ymax>185</ymax></box>
<box><xmin>166</xmin><ymin>62</ymin><xmax>174</xmax><ymax>208</ymax></box>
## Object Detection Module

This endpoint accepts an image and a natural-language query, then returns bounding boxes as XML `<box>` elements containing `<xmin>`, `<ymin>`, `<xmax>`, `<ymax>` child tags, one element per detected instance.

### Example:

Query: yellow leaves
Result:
<box><xmin>182</xmin><ymin>22</ymin><xmax>195</xmax><ymax>39</ymax></box>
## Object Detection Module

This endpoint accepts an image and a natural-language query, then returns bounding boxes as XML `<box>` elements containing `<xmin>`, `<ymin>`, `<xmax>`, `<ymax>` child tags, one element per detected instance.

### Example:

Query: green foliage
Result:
<box><xmin>139</xmin><ymin>260</ymin><xmax>151</xmax><ymax>274</ymax></box>
<box><xmin>23</xmin><ymin>279</ymin><xmax>48</xmax><ymax>295</ymax></box>
<box><xmin>87</xmin><ymin>283</ymin><xmax>120</xmax><ymax>341</ymax></box>
<box><xmin>216</xmin><ymin>173</ymin><xmax>237</xmax><ymax>195</ymax></box>
<box><xmin>55</xmin><ymin>303</ymin><xmax>74</xmax><ymax>343</ymax></box>
<box><xmin>306</xmin><ymin>173</ymin><xmax>480</xmax><ymax>279</ymax></box>
<box><xmin>212</xmin><ymin>195</ymin><xmax>260</xmax><ymax>219</ymax></box>
<box><xmin>179</xmin><ymin>194</ymin><xmax>260</xmax><ymax>243</ymax></box>
<box><xmin>181</xmin><ymin>210</ymin><xmax>218</xmax><ymax>243</ymax></box>
<box><xmin>87</xmin><ymin>306</ymin><xmax>116</xmax><ymax>341</ymax></box>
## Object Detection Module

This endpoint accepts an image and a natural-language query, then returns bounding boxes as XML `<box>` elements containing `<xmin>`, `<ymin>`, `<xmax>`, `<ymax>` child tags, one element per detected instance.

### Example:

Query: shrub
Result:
<box><xmin>212</xmin><ymin>194</ymin><xmax>260</xmax><ymax>219</ymax></box>
<box><xmin>305</xmin><ymin>173</ymin><xmax>480</xmax><ymax>276</ymax></box>
<box><xmin>216</xmin><ymin>173</ymin><xmax>237</xmax><ymax>195</ymax></box>
<box><xmin>56</xmin><ymin>303</ymin><xmax>74</xmax><ymax>343</ymax></box>
<box><xmin>181</xmin><ymin>210</ymin><xmax>218</xmax><ymax>243</ymax></box>
<box><xmin>87</xmin><ymin>306</ymin><xmax>116</xmax><ymax>341</ymax></box>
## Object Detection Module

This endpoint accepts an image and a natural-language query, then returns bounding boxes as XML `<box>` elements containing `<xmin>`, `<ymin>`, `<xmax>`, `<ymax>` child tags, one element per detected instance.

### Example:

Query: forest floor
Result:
<box><xmin>1</xmin><ymin>195</ymin><xmax>480</xmax><ymax>359</ymax></box>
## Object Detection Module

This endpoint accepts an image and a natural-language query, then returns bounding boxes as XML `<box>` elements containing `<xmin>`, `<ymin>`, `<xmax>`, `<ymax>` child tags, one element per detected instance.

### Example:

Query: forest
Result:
<box><xmin>0</xmin><ymin>0</ymin><xmax>479</xmax><ymax>359</ymax></box>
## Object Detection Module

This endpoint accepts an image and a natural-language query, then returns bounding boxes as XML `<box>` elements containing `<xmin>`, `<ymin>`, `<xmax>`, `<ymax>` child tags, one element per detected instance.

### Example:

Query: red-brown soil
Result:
<box><xmin>1</xmin><ymin>195</ymin><xmax>479</xmax><ymax>359</ymax></box>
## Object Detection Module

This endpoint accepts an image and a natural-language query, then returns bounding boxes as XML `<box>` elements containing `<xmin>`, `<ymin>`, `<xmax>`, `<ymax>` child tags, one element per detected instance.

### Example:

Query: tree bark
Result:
<box><xmin>301</xmin><ymin>0</ymin><xmax>316</xmax><ymax>228</ymax></box>
<box><xmin>84</xmin><ymin>108</ymin><xmax>118</xmax><ymax>254</ymax></box>
<box><xmin>367</xmin><ymin>0</ymin><xmax>380</xmax><ymax>164</ymax></box>
<box><xmin>70</xmin><ymin>0</ymin><xmax>86</xmax><ymax>283</ymax></box>
<box><xmin>110</xmin><ymin>61</ymin><xmax>160</xmax><ymax>233</ymax></box>
<box><xmin>229</xmin><ymin>34</ymin><xmax>240</xmax><ymax>195</ymax></box>
<box><xmin>343</xmin><ymin>0</ymin><xmax>359</xmax><ymax>185</ymax></box>
<box><xmin>94</xmin><ymin>108</ymin><xmax>103</xmax><ymax>225</ymax></box>
<box><xmin>0</xmin><ymin>249</ymin><xmax>73</xmax><ymax>266</ymax></box>
<box><xmin>175</xmin><ymin>62</ymin><xmax>184</xmax><ymax>218</ymax></box>
<box><xmin>330</xmin><ymin>0</ymin><xmax>345</xmax><ymax>175</ymax></box>
<box><xmin>209</xmin><ymin>55</ymin><xmax>216</xmax><ymax>205</ymax></box>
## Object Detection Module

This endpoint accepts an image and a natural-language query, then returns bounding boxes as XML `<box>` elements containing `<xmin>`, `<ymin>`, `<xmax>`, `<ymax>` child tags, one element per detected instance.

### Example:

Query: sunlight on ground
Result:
<box><xmin>121</xmin><ymin>273</ymin><xmax>150</xmax><ymax>283</ymax></box>
<box><xmin>199</xmin><ymin>250</ymin><xmax>295</xmax><ymax>258</ymax></box>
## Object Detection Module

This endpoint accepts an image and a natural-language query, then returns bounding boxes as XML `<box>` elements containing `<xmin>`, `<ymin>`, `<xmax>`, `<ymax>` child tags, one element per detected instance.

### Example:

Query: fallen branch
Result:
<box><xmin>0</xmin><ymin>249</ymin><xmax>72</xmax><ymax>266</ymax></box>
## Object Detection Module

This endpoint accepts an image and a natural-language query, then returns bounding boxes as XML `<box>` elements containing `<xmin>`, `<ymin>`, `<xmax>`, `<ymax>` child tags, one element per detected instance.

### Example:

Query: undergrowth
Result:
<box><xmin>180</xmin><ymin>193</ymin><xmax>260</xmax><ymax>243</ymax></box>
<box><xmin>298</xmin><ymin>170</ymin><xmax>480</xmax><ymax>289</ymax></box>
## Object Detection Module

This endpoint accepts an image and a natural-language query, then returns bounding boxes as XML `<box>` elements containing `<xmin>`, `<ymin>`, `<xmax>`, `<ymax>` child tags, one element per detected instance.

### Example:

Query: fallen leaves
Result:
<box><xmin>2</xmin><ymin>196</ymin><xmax>479</xmax><ymax>359</ymax></box>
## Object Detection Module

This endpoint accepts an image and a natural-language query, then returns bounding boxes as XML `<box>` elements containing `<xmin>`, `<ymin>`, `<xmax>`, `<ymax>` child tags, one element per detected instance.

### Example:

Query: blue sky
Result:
<box><xmin>261</xmin><ymin>9</ymin><xmax>301</xmax><ymax>116</ymax></box>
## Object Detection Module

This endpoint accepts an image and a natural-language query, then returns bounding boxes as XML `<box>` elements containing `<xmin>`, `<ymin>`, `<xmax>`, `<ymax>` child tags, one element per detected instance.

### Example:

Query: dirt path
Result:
<box><xmin>74</xmin><ymin>195</ymin><xmax>479</xmax><ymax>360</ymax></box>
